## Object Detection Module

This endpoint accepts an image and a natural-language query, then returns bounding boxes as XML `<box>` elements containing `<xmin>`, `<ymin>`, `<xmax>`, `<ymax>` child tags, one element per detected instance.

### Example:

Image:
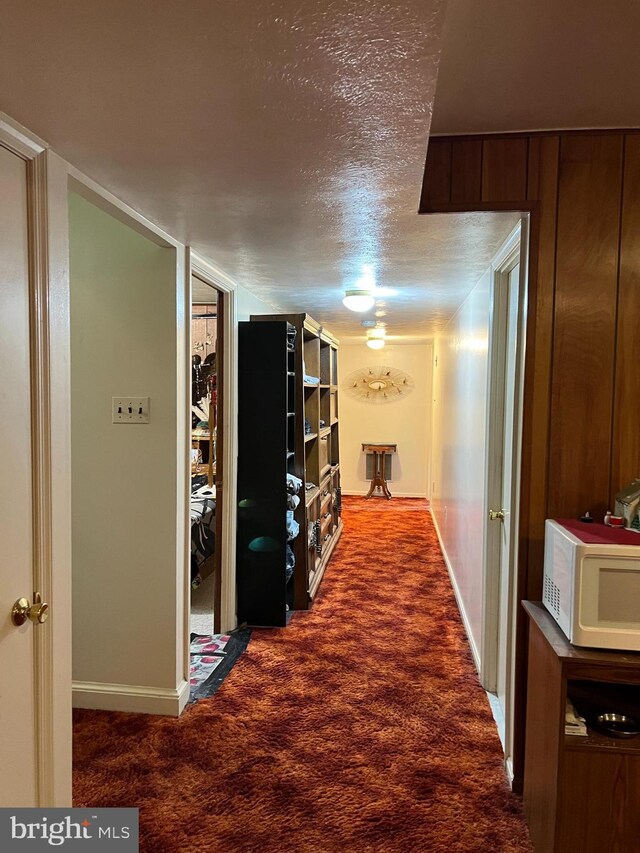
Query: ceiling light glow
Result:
<box><xmin>343</xmin><ymin>289</ymin><xmax>375</xmax><ymax>312</ymax></box>
<box><xmin>356</xmin><ymin>264</ymin><xmax>377</xmax><ymax>291</ymax></box>
<box><xmin>366</xmin><ymin>325</ymin><xmax>386</xmax><ymax>349</ymax></box>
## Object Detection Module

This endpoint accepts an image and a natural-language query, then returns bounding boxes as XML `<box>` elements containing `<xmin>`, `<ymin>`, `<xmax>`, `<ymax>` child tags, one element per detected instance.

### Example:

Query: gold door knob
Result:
<box><xmin>11</xmin><ymin>593</ymin><xmax>49</xmax><ymax>626</ymax></box>
<box><xmin>489</xmin><ymin>509</ymin><xmax>505</xmax><ymax>521</ymax></box>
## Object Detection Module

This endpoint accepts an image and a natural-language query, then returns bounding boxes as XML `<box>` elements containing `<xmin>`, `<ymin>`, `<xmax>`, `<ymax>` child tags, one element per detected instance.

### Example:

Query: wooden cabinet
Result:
<box><xmin>523</xmin><ymin>601</ymin><xmax>640</xmax><ymax>852</ymax></box>
<box><xmin>251</xmin><ymin>313</ymin><xmax>343</xmax><ymax>609</ymax></box>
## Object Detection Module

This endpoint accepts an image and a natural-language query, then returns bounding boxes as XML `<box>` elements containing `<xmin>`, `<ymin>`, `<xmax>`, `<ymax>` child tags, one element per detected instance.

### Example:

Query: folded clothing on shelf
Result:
<box><xmin>286</xmin><ymin>472</ymin><xmax>303</xmax><ymax>494</ymax></box>
<box><xmin>565</xmin><ymin>698</ymin><xmax>588</xmax><ymax>736</ymax></box>
<box><xmin>286</xmin><ymin>510</ymin><xmax>300</xmax><ymax>541</ymax></box>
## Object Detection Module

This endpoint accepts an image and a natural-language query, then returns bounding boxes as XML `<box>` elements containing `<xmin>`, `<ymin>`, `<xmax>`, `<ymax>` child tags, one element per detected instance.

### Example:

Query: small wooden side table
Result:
<box><xmin>362</xmin><ymin>443</ymin><xmax>397</xmax><ymax>499</ymax></box>
<box><xmin>523</xmin><ymin>601</ymin><xmax>640</xmax><ymax>852</ymax></box>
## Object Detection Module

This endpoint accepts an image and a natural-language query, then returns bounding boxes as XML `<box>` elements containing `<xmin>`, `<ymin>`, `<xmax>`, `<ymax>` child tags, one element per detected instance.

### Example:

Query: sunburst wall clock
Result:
<box><xmin>342</xmin><ymin>365</ymin><xmax>415</xmax><ymax>404</ymax></box>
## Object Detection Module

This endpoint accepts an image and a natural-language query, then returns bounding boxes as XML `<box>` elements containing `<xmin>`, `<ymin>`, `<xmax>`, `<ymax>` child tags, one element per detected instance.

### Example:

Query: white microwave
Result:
<box><xmin>543</xmin><ymin>518</ymin><xmax>640</xmax><ymax>651</ymax></box>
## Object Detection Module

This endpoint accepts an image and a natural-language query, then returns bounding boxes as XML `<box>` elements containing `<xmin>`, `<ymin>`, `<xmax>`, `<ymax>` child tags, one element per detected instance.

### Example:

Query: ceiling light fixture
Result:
<box><xmin>366</xmin><ymin>338</ymin><xmax>385</xmax><ymax>350</ymax></box>
<box><xmin>366</xmin><ymin>325</ymin><xmax>386</xmax><ymax>349</ymax></box>
<box><xmin>343</xmin><ymin>289</ymin><xmax>375</xmax><ymax>312</ymax></box>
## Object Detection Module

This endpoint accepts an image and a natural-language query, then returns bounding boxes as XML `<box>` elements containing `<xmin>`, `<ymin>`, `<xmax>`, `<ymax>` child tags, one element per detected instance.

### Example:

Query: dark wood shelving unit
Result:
<box><xmin>251</xmin><ymin>312</ymin><xmax>342</xmax><ymax>609</ymax></box>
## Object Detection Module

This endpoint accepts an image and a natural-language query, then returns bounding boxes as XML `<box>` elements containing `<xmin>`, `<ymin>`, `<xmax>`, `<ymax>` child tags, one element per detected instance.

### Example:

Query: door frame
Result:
<box><xmin>481</xmin><ymin>218</ymin><xmax>529</xmax><ymax>780</ymax></box>
<box><xmin>0</xmin><ymin>113</ymin><xmax>73</xmax><ymax>805</ymax></box>
<box><xmin>189</xmin><ymin>277</ymin><xmax>224</xmax><ymax>632</ymax></box>
<box><xmin>188</xmin><ymin>252</ymin><xmax>238</xmax><ymax>640</ymax></box>
<box><xmin>67</xmin><ymin>166</ymin><xmax>190</xmax><ymax>716</ymax></box>
<box><xmin>64</xmin><ymin>165</ymin><xmax>238</xmax><ymax>715</ymax></box>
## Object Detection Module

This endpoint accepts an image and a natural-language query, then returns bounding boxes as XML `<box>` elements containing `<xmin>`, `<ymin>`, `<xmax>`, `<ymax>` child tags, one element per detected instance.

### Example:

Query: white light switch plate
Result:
<box><xmin>112</xmin><ymin>397</ymin><xmax>150</xmax><ymax>423</ymax></box>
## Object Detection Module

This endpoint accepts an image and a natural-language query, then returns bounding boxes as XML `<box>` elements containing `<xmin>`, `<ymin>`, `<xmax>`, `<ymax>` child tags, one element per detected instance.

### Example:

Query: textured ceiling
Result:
<box><xmin>0</xmin><ymin>0</ymin><xmax>519</xmax><ymax>342</ymax></box>
<box><xmin>432</xmin><ymin>0</ymin><xmax>640</xmax><ymax>135</ymax></box>
<box><xmin>256</xmin><ymin>210</ymin><xmax>520</xmax><ymax>340</ymax></box>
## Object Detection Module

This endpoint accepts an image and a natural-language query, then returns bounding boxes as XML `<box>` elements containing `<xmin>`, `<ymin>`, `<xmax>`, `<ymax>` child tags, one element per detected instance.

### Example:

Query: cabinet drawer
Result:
<box><xmin>319</xmin><ymin>477</ymin><xmax>331</xmax><ymax>500</ymax></box>
<box><xmin>320</xmin><ymin>512</ymin><xmax>333</xmax><ymax>539</ymax></box>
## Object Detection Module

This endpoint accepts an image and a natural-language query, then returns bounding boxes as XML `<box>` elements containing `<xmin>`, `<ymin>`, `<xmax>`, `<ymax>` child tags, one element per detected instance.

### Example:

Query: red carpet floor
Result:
<box><xmin>73</xmin><ymin>497</ymin><xmax>533</xmax><ymax>852</ymax></box>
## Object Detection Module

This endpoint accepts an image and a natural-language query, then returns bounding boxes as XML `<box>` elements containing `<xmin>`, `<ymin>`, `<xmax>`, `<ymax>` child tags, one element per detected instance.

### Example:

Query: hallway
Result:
<box><xmin>73</xmin><ymin>498</ymin><xmax>532</xmax><ymax>852</ymax></box>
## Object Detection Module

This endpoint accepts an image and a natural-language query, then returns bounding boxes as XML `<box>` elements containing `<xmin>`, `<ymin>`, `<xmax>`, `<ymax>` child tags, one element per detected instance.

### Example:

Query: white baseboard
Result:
<box><xmin>342</xmin><ymin>489</ymin><xmax>428</xmax><ymax>498</ymax></box>
<box><xmin>505</xmin><ymin>756</ymin><xmax>515</xmax><ymax>788</ymax></box>
<box><xmin>429</xmin><ymin>508</ymin><xmax>482</xmax><ymax>674</ymax></box>
<box><xmin>73</xmin><ymin>679</ymin><xmax>190</xmax><ymax>716</ymax></box>
<box><xmin>486</xmin><ymin>689</ymin><xmax>506</xmax><ymax>751</ymax></box>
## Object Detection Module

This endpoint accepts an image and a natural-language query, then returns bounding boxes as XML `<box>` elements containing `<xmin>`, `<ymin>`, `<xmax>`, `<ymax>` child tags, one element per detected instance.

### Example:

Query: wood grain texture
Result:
<box><xmin>525</xmin><ymin>136</ymin><xmax>559</xmax><ymax>597</ymax></box>
<box><xmin>450</xmin><ymin>139</ymin><xmax>482</xmax><ymax>203</ymax></box>
<box><xmin>548</xmin><ymin>134</ymin><xmax>623</xmax><ymax>520</ymax></box>
<box><xmin>523</xmin><ymin>613</ymin><xmax>561</xmax><ymax>853</ymax></box>
<box><xmin>612</xmin><ymin>135</ymin><xmax>640</xmax><ymax>499</ymax></box>
<box><xmin>557</xmin><ymin>750</ymin><xmax>640</xmax><ymax>851</ymax></box>
<box><xmin>482</xmin><ymin>137</ymin><xmax>528</xmax><ymax>202</ymax></box>
<box><xmin>524</xmin><ymin>602</ymin><xmax>640</xmax><ymax>853</ymax></box>
<box><xmin>420</xmin><ymin>138</ymin><xmax>451</xmax><ymax>209</ymax></box>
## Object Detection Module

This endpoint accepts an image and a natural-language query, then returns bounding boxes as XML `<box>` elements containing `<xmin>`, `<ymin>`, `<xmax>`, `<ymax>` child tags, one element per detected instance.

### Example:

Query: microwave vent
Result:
<box><xmin>544</xmin><ymin>574</ymin><xmax>561</xmax><ymax>619</ymax></box>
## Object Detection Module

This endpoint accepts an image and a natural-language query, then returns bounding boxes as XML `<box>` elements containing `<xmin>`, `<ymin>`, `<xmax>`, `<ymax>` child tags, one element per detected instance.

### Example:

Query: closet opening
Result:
<box><xmin>190</xmin><ymin>276</ymin><xmax>224</xmax><ymax>640</ymax></box>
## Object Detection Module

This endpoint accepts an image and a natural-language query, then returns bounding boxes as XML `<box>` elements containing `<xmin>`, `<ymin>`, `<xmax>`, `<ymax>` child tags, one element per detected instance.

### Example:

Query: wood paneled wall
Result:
<box><xmin>420</xmin><ymin>130</ymin><xmax>640</xmax><ymax>787</ymax></box>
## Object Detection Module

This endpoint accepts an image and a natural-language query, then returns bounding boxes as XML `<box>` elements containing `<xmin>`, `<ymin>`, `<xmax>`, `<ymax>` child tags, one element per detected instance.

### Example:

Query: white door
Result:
<box><xmin>483</xmin><ymin>222</ymin><xmax>526</xmax><ymax>782</ymax></box>
<box><xmin>0</xmin><ymin>144</ymin><xmax>39</xmax><ymax>804</ymax></box>
<box><xmin>496</xmin><ymin>262</ymin><xmax>520</xmax><ymax>715</ymax></box>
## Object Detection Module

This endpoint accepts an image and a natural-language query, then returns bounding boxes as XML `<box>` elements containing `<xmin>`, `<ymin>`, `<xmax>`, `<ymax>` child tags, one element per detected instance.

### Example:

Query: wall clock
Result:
<box><xmin>342</xmin><ymin>366</ymin><xmax>414</xmax><ymax>404</ymax></box>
